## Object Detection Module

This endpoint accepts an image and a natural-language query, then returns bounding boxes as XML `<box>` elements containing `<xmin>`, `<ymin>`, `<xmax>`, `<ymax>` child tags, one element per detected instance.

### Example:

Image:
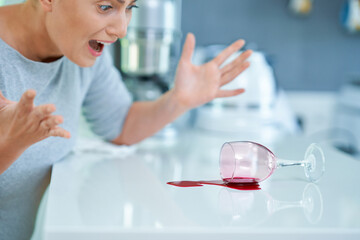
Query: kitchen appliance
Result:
<box><xmin>333</xmin><ymin>75</ymin><xmax>360</xmax><ymax>157</ymax></box>
<box><xmin>119</xmin><ymin>0</ymin><xmax>182</xmax><ymax>101</ymax></box>
<box><xmin>115</xmin><ymin>0</ymin><xmax>183</xmax><ymax>138</ymax></box>
<box><xmin>192</xmin><ymin>45</ymin><xmax>299</xmax><ymax>144</ymax></box>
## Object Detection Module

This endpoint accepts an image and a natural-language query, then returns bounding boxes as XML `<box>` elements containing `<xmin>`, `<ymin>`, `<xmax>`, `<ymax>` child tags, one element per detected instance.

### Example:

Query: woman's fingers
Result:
<box><xmin>216</xmin><ymin>88</ymin><xmax>245</xmax><ymax>98</ymax></box>
<box><xmin>40</xmin><ymin>115</ymin><xmax>63</xmax><ymax>130</ymax></box>
<box><xmin>48</xmin><ymin>126</ymin><xmax>71</xmax><ymax>139</ymax></box>
<box><xmin>220</xmin><ymin>50</ymin><xmax>252</xmax><ymax>76</ymax></box>
<box><xmin>17</xmin><ymin>89</ymin><xmax>36</xmax><ymax>116</ymax></box>
<box><xmin>39</xmin><ymin>115</ymin><xmax>71</xmax><ymax>139</ymax></box>
<box><xmin>180</xmin><ymin>33</ymin><xmax>196</xmax><ymax>62</ymax></box>
<box><xmin>3</xmin><ymin>89</ymin><xmax>71</xmax><ymax>143</ymax></box>
<box><xmin>23</xmin><ymin>96</ymin><xmax>70</xmax><ymax>139</ymax></box>
<box><xmin>221</xmin><ymin>61</ymin><xmax>251</xmax><ymax>87</ymax></box>
<box><xmin>31</xmin><ymin>104</ymin><xmax>56</xmax><ymax>121</ymax></box>
<box><xmin>213</xmin><ymin>39</ymin><xmax>245</xmax><ymax>67</ymax></box>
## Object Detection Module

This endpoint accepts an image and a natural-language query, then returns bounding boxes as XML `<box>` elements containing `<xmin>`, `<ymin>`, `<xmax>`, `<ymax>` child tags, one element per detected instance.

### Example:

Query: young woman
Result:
<box><xmin>0</xmin><ymin>0</ymin><xmax>252</xmax><ymax>175</ymax></box>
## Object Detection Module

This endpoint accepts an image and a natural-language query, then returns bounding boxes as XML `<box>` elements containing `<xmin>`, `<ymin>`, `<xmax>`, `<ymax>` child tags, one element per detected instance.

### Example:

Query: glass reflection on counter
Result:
<box><xmin>218</xmin><ymin>183</ymin><xmax>323</xmax><ymax>226</ymax></box>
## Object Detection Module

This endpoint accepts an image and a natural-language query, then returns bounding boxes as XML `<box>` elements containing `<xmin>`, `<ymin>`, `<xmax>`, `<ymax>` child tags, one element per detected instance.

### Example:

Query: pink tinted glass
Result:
<box><xmin>219</xmin><ymin>141</ymin><xmax>276</xmax><ymax>183</ymax></box>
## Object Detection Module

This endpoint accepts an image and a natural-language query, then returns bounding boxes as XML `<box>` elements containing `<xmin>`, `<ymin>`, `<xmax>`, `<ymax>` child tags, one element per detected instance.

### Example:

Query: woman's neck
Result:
<box><xmin>0</xmin><ymin>2</ymin><xmax>63</xmax><ymax>62</ymax></box>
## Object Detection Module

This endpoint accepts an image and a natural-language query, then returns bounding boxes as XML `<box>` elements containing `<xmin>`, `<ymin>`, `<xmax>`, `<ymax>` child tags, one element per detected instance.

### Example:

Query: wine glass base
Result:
<box><xmin>302</xmin><ymin>183</ymin><xmax>324</xmax><ymax>224</ymax></box>
<box><xmin>304</xmin><ymin>143</ymin><xmax>325</xmax><ymax>182</ymax></box>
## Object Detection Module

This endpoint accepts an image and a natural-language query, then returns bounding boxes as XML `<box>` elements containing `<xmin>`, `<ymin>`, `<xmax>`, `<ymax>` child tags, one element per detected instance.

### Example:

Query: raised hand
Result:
<box><xmin>173</xmin><ymin>33</ymin><xmax>252</xmax><ymax>110</ymax></box>
<box><xmin>0</xmin><ymin>89</ymin><xmax>70</xmax><ymax>151</ymax></box>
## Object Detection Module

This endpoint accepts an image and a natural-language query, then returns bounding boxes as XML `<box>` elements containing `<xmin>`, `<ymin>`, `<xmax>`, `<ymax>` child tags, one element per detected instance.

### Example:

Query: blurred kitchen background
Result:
<box><xmin>182</xmin><ymin>0</ymin><xmax>359</xmax><ymax>91</ymax></box>
<box><xmin>1</xmin><ymin>0</ymin><xmax>360</xmax><ymax>156</ymax></box>
<box><xmin>114</xmin><ymin>0</ymin><xmax>360</xmax><ymax>157</ymax></box>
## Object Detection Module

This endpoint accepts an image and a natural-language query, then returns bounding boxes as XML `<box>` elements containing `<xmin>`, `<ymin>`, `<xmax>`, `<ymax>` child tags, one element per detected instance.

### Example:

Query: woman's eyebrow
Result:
<box><xmin>117</xmin><ymin>0</ymin><xmax>137</xmax><ymax>4</ymax></box>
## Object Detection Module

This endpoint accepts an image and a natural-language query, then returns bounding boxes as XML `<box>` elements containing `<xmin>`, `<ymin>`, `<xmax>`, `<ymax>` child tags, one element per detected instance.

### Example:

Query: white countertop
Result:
<box><xmin>42</xmin><ymin>128</ymin><xmax>360</xmax><ymax>240</ymax></box>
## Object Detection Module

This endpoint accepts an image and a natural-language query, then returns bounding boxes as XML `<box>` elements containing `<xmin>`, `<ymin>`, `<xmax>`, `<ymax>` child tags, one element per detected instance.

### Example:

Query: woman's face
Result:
<box><xmin>44</xmin><ymin>0</ymin><xmax>137</xmax><ymax>67</ymax></box>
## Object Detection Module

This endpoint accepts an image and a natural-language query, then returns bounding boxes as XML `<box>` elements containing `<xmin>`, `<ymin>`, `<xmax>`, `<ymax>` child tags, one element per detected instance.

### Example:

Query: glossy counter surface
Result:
<box><xmin>43</xmin><ymin>129</ymin><xmax>360</xmax><ymax>240</ymax></box>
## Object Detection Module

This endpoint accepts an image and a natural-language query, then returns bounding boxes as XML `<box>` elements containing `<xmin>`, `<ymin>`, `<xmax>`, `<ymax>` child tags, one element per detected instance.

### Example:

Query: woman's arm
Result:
<box><xmin>0</xmin><ymin>140</ymin><xmax>26</xmax><ymax>175</ymax></box>
<box><xmin>111</xmin><ymin>90</ymin><xmax>185</xmax><ymax>145</ymax></box>
<box><xmin>112</xmin><ymin>33</ymin><xmax>252</xmax><ymax>145</ymax></box>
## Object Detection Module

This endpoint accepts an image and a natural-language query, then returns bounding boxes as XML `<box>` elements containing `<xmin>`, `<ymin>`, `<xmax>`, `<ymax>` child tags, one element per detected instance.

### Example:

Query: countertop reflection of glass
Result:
<box><xmin>218</xmin><ymin>183</ymin><xmax>323</xmax><ymax>227</ymax></box>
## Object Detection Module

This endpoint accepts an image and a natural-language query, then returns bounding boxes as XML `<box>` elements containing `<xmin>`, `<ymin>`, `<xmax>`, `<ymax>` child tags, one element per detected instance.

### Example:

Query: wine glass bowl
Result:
<box><xmin>219</xmin><ymin>141</ymin><xmax>325</xmax><ymax>184</ymax></box>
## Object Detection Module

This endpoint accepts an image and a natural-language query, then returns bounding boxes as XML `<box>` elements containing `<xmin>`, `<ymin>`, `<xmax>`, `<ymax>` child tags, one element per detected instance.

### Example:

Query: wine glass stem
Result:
<box><xmin>276</xmin><ymin>159</ymin><xmax>306</xmax><ymax>168</ymax></box>
<box><xmin>271</xmin><ymin>200</ymin><xmax>303</xmax><ymax>213</ymax></box>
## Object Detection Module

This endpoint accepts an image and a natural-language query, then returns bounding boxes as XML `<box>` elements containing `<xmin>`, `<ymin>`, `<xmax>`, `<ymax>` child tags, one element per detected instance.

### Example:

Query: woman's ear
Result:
<box><xmin>38</xmin><ymin>0</ymin><xmax>54</xmax><ymax>12</ymax></box>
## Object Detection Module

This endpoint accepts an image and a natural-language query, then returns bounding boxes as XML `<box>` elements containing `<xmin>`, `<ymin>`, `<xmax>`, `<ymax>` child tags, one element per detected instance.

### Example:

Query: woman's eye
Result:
<box><xmin>99</xmin><ymin>5</ymin><xmax>113</xmax><ymax>12</ymax></box>
<box><xmin>127</xmin><ymin>5</ymin><xmax>139</xmax><ymax>11</ymax></box>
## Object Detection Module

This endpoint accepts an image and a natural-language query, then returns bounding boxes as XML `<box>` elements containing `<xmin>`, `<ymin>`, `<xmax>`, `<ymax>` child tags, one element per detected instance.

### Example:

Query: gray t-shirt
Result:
<box><xmin>0</xmin><ymin>38</ymin><xmax>132</xmax><ymax>239</ymax></box>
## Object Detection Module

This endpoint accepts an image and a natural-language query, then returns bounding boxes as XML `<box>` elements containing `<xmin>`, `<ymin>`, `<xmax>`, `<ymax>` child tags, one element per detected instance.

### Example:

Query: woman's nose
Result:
<box><xmin>106</xmin><ymin>14</ymin><xmax>128</xmax><ymax>39</ymax></box>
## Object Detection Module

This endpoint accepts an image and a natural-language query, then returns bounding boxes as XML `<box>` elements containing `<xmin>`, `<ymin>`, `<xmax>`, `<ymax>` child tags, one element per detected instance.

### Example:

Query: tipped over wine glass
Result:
<box><xmin>220</xmin><ymin>141</ymin><xmax>325</xmax><ymax>184</ymax></box>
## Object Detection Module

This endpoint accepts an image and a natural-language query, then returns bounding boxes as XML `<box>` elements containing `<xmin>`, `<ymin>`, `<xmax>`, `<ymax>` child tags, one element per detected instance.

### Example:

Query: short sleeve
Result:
<box><xmin>82</xmin><ymin>50</ymin><xmax>132</xmax><ymax>141</ymax></box>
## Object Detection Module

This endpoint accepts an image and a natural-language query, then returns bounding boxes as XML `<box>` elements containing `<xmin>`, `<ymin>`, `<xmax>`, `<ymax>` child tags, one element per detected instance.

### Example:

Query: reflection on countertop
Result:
<box><xmin>40</xmin><ymin>128</ymin><xmax>360</xmax><ymax>239</ymax></box>
<box><xmin>218</xmin><ymin>183</ymin><xmax>323</xmax><ymax>227</ymax></box>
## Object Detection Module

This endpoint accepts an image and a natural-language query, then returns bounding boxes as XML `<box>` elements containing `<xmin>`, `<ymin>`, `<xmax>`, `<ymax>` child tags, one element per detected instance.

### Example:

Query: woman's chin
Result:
<box><xmin>70</xmin><ymin>56</ymin><xmax>96</xmax><ymax>68</ymax></box>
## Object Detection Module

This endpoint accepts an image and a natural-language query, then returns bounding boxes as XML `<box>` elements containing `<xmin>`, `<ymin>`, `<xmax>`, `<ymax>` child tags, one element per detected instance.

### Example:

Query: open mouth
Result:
<box><xmin>89</xmin><ymin>40</ymin><xmax>104</xmax><ymax>53</ymax></box>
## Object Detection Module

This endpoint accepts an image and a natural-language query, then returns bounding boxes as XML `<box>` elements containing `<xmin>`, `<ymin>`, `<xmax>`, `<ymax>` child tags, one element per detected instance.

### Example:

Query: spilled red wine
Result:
<box><xmin>167</xmin><ymin>177</ymin><xmax>260</xmax><ymax>191</ymax></box>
